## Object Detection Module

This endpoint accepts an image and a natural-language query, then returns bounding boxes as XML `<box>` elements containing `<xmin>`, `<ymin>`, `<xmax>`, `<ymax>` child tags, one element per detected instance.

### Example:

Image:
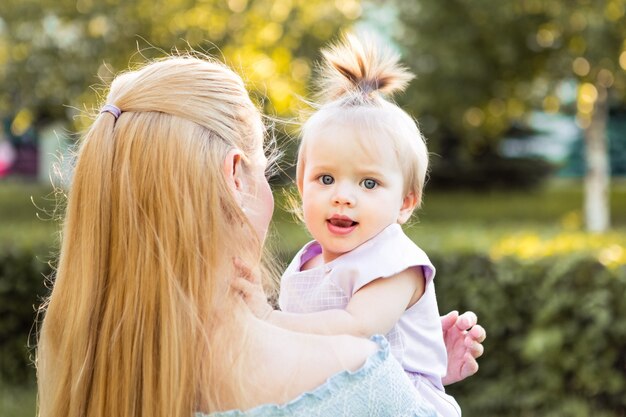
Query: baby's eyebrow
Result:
<box><xmin>355</xmin><ymin>166</ymin><xmax>386</xmax><ymax>177</ymax></box>
<box><xmin>308</xmin><ymin>164</ymin><xmax>387</xmax><ymax>177</ymax></box>
<box><xmin>308</xmin><ymin>163</ymin><xmax>335</xmax><ymax>172</ymax></box>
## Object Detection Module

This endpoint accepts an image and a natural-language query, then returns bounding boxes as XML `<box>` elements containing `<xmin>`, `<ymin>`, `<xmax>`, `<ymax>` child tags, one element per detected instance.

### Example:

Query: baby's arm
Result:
<box><xmin>274</xmin><ymin>267</ymin><xmax>424</xmax><ymax>336</ymax></box>
<box><xmin>233</xmin><ymin>259</ymin><xmax>485</xmax><ymax>385</ymax></box>
<box><xmin>234</xmin><ymin>262</ymin><xmax>425</xmax><ymax>337</ymax></box>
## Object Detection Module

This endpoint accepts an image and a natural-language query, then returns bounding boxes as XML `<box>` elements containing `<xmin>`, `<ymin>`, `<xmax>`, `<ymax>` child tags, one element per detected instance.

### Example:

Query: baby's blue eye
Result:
<box><xmin>361</xmin><ymin>179</ymin><xmax>378</xmax><ymax>189</ymax></box>
<box><xmin>319</xmin><ymin>175</ymin><xmax>334</xmax><ymax>185</ymax></box>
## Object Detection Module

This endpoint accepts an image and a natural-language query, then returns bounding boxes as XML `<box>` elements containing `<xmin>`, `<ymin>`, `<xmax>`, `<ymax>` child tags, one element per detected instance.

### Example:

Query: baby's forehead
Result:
<box><xmin>305</xmin><ymin>126</ymin><xmax>400</xmax><ymax>172</ymax></box>
<box><xmin>307</xmin><ymin>117</ymin><xmax>397</xmax><ymax>152</ymax></box>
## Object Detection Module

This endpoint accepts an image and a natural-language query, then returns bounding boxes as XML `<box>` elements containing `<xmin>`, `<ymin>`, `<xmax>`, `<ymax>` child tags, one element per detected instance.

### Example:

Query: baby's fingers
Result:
<box><xmin>460</xmin><ymin>353</ymin><xmax>479</xmax><ymax>379</ymax></box>
<box><xmin>468</xmin><ymin>324</ymin><xmax>487</xmax><ymax>343</ymax></box>
<box><xmin>231</xmin><ymin>276</ymin><xmax>256</xmax><ymax>298</ymax></box>
<box><xmin>455</xmin><ymin>311</ymin><xmax>478</xmax><ymax>330</ymax></box>
<box><xmin>233</xmin><ymin>257</ymin><xmax>257</xmax><ymax>283</ymax></box>
<box><xmin>231</xmin><ymin>277</ymin><xmax>273</xmax><ymax>320</ymax></box>
<box><xmin>440</xmin><ymin>310</ymin><xmax>459</xmax><ymax>332</ymax></box>
<box><xmin>465</xmin><ymin>339</ymin><xmax>484</xmax><ymax>358</ymax></box>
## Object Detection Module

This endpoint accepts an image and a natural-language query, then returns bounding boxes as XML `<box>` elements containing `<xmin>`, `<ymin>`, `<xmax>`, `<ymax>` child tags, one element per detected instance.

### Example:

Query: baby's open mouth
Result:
<box><xmin>327</xmin><ymin>218</ymin><xmax>358</xmax><ymax>228</ymax></box>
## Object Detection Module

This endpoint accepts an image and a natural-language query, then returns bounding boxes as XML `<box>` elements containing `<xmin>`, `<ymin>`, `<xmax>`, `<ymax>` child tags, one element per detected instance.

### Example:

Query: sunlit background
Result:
<box><xmin>1</xmin><ymin>1</ymin><xmax>625</xmax><ymax>416</ymax></box>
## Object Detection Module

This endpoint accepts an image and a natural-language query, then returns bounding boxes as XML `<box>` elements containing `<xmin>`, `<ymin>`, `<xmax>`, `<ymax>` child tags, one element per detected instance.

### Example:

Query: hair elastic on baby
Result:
<box><xmin>100</xmin><ymin>104</ymin><xmax>122</xmax><ymax>120</ymax></box>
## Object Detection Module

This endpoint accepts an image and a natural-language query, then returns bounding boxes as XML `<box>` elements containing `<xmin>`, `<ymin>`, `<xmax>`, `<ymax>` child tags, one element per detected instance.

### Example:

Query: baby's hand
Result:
<box><xmin>441</xmin><ymin>310</ymin><xmax>486</xmax><ymax>386</ymax></box>
<box><xmin>231</xmin><ymin>258</ymin><xmax>274</xmax><ymax>320</ymax></box>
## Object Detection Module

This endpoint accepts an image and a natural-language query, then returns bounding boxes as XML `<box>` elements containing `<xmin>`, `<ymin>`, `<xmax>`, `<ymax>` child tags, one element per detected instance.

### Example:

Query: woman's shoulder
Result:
<box><xmin>322</xmin><ymin>332</ymin><xmax>379</xmax><ymax>367</ymax></box>
<box><xmin>266</xmin><ymin>332</ymin><xmax>379</xmax><ymax>400</ymax></box>
<box><xmin>202</xmin><ymin>334</ymin><xmax>435</xmax><ymax>417</ymax></box>
<box><xmin>226</xmin><ymin>324</ymin><xmax>378</xmax><ymax>408</ymax></box>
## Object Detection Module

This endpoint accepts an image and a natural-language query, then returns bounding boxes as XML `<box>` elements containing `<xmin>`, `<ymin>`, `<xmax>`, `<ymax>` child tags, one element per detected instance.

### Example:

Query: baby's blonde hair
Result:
<box><xmin>37</xmin><ymin>55</ymin><xmax>267</xmax><ymax>417</ymax></box>
<box><xmin>297</xmin><ymin>33</ymin><xmax>429</xmax><ymax>207</ymax></box>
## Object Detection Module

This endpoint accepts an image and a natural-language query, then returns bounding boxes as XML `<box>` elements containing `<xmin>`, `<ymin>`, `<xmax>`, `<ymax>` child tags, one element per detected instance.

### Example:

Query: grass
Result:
<box><xmin>0</xmin><ymin>180</ymin><xmax>59</xmax><ymax>251</ymax></box>
<box><xmin>0</xmin><ymin>382</ymin><xmax>36</xmax><ymax>417</ymax></box>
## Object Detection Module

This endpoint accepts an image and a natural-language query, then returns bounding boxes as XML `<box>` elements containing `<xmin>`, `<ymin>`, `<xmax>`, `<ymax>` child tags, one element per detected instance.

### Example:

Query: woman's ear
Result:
<box><xmin>223</xmin><ymin>148</ymin><xmax>244</xmax><ymax>198</ymax></box>
<box><xmin>397</xmin><ymin>192</ymin><xmax>419</xmax><ymax>224</ymax></box>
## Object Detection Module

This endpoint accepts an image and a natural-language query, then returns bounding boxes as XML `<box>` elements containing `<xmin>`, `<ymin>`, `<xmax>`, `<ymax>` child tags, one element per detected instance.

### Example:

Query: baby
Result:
<box><xmin>239</xmin><ymin>33</ymin><xmax>471</xmax><ymax>416</ymax></box>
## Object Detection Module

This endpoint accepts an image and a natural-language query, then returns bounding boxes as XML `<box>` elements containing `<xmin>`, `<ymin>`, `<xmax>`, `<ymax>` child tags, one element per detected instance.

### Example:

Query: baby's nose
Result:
<box><xmin>332</xmin><ymin>186</ymin><xmax>356</xmax><ymax>206</ymax></box>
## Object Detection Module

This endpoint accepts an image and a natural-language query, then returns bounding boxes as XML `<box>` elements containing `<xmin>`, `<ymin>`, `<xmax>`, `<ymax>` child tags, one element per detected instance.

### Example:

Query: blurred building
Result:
<box><xmin>500</xmin><ymin>111</ymin><xmax>626</xmax><ymax>177</ymax></box>
<box><xmin>1</xmin><ymin>119</ymin><xmax>71</xmax><ymax>185</ymax></box>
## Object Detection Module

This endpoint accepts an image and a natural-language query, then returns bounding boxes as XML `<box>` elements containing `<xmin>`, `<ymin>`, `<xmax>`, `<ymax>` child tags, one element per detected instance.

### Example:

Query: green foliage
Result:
<box><xmin>434</xmin><ymin>253</ymin><xmax>626</xmax><ymax>416</ymax></box>
<box><xmin>389</xmin><ymin>0</ymin><xmax>626</xmax><ymax>190</ymax></box>
<box><xmin>0</xmin><ymin>0</ymin><xmax>355</xmax><ymax>130</ymax></box>
<box><xmin>392</xmin><ymin>0</ymin><xmax>626</xmax><ymax>144</ymax></box>
<box><xmin>429</xmin><ymin>154</ymin><xmax>555</xmax><ymax>190</ymax></box>
<box><xmin>0</xmin><ymin>243</ymin><xmax>52</xmax><ymax>384</ymax></box>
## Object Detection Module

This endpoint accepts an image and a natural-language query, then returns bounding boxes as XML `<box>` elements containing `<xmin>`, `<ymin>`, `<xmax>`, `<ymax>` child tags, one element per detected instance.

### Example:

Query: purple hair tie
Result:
<box><xmin>100</xmin><ymin>104</ymin><xmax>122</xmax><ymax>120</ymax></box>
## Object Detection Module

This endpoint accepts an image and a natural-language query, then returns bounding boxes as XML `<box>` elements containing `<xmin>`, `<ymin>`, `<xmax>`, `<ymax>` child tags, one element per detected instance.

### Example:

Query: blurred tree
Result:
<box><xmin>0</xmin><ymin>0</ymin><xmax>355</xmax><ymax>134</ymax></box>
<box><xmin>391</xmin><ymin>0</ymin><xmax>626</xmax><ymax>231</ymax></box>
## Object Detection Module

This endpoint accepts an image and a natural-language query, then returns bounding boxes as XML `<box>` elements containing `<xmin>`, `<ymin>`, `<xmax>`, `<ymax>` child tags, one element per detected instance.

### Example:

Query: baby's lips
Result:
<box><xmin>327</xmin><ymin>215</ymin><xmax>357</xmax><ymax>228</ymax></box>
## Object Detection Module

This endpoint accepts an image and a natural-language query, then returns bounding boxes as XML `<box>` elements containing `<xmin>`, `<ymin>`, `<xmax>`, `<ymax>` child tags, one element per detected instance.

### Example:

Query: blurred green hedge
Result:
<box><xmin>0</xmin><ymin>244</ymin><xmax>52</xmax><ymax>384</ymax></box>
<box><xmin>2</xmin><ymin>245</ymin><xmax>625</xmax><ymax>416</ymax></box>
<box><xmin>435</xmin><ymin>253</ymin><xmax>626</xmax><ymax>417</ymax></box>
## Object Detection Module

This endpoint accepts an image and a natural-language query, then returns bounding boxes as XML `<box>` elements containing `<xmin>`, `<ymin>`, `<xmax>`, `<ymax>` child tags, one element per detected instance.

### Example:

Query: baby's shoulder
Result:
<box><xmin>301</xmin><ymin>253</ymin><xmax>324</xmax><ymax>271</ymax></box>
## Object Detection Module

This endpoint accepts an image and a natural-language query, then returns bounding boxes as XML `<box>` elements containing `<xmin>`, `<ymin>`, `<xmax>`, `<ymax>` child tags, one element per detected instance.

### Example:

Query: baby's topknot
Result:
<box><xmin>317</xmin><ymin>33</ymin><xmax>414</xmax><ymax>103</ymax></box>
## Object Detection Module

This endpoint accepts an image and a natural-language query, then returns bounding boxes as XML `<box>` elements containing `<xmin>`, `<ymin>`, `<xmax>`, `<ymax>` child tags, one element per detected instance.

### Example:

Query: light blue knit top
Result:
<box><xmin>196</xmin><ymin>335</ymin><xmax>436</xmax><ymax>417</ymax></box>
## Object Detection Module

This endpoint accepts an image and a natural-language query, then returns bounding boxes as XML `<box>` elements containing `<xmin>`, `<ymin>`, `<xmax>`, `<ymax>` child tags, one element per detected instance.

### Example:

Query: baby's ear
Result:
<box><xmin>397</xmin><ymin>192</ymin><xmax>419</xmax><ymax>224</ymax></box>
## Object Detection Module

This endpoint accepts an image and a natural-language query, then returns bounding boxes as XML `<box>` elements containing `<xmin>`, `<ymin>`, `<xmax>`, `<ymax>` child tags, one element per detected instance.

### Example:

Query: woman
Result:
<box><xmin>36</xmin><ymin>54</ymin><xmax>483</xmax><ymax>417</ymax></box>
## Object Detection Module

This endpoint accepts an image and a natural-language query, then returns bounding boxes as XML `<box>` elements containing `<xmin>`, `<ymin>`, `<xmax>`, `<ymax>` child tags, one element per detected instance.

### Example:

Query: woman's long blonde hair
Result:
<box><xmin>37</xmin><ymin>55</ymin><xmax>266</xmax><ymax>417</ymax></box>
